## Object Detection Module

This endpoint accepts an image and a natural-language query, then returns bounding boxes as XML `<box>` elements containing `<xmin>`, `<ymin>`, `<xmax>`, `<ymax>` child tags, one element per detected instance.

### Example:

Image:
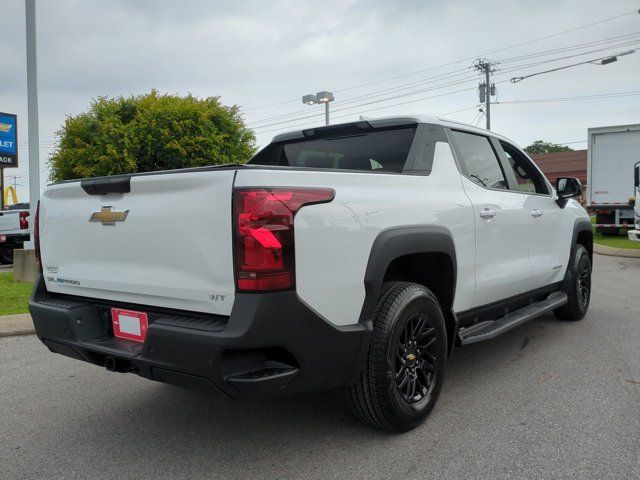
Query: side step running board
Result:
<box><xmin>458</xmin><ymin>291</ymin><xmax>568</xmax><ymax>345</ymax></box>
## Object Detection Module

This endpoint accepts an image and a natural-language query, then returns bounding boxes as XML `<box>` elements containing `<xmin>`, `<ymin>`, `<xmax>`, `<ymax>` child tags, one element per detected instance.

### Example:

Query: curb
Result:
<box><xmin>0</xmin><ymin>313</ymin><xmax>35</xmax><ymax>338</ymax></box>
<box><xmin>594</xmin><ymin>243</ymin><xmax>640</xmax><ymax>259</ymax></box>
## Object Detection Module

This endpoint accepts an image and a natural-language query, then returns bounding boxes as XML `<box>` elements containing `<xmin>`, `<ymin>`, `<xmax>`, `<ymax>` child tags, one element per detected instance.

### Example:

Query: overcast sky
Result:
<box><xmin>2</xmin><ymin>0</ymin><xmax>639</xmax><ymax>202</ymax></box>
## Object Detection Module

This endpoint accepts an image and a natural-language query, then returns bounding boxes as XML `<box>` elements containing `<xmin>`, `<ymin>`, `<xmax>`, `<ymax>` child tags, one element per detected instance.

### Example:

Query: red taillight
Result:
<box><xmin>34</xmin><ymin>201</ymin><xmax>42</xmax><ymax>273</ymax></box>
<box><xmin>233</xmin><ymin>187</ymin><xmax>334</xmax><ymax>292</ymax></box>
<box><xmin>19</xmin><ymin>210</ymin><xmax>30</xmax><ymax>230</ymax></box>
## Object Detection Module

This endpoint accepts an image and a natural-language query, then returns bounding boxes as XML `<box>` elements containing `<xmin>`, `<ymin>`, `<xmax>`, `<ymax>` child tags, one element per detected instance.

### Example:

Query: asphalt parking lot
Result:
<box><xmin>1</xmin><ymin>253</ymin><xmax>639</xmax><ymax>480</ymax></box>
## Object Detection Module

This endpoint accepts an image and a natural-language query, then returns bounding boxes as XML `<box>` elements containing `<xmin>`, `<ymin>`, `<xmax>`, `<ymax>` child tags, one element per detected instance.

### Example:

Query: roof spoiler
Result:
<box><xmin>302</xmin><ymin>121</ymin><xmax>373</xmax><ymax>139</ymax></box>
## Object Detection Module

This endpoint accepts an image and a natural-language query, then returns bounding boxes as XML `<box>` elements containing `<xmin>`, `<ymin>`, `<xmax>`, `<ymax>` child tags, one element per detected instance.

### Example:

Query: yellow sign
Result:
<box><xmin>2</xmin><ymin>185</ymin><xmax>18</xmax><ymax>206</ymax></box>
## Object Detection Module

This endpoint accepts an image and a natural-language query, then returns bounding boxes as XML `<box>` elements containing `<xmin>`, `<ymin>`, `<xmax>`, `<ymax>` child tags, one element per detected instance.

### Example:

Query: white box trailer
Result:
<box><xmin>628</xmin><ymin>165</ymin><xmax>640</xmax><ymax>242</ymax></box>
<box><xmin>587</xmin><ymin>123</ymin><xmax>640</xmax><ymax>235</ymax></box>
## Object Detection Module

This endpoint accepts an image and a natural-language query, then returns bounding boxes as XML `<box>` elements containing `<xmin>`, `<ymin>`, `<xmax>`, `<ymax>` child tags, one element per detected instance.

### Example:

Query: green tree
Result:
<box><xmin>524</xmin><ymin>140</ymin><xmax>574</xmax><ymax>155</ymax></box>
<box><xmin>49</xmin><ymin>90</ymin><xmax>256</xmax><ymax>182</ymax></box>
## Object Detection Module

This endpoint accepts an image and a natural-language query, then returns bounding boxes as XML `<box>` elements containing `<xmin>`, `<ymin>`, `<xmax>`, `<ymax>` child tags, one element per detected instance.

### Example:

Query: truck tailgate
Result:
<box><xmin>0</xmin><ymin>210</ymin><xmax>20</xmax><ymax>233</ymax></box>
<box><xmin>39</xmin><ymin>169</ymin><xmax>237</xmax><ymax>316</ymax></box>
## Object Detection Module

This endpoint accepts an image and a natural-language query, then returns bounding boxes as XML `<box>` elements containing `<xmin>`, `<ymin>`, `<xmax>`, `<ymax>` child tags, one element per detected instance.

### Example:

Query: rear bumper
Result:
<box><xmin>628</xmin><ymin>230</ymin><xmax>640</xmax><ymax>242</ymax></box>
<box><xmin>29</xmin><ymin>276</ymin><xmax>371</xmax><ymax>397</ymax></box>
<box><xmin>0</xmin><ymin>233</ymin><xmax>29</xmax><ymax>247</ymax></box>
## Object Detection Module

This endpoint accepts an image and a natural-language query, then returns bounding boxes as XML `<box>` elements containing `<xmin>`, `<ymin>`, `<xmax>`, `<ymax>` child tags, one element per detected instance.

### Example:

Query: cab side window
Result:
<box><xmin>499</xmin><ymin>141</ymin><xmax>549</xmax><ymax>195</ymax></box>
<box><xmin>451</xmin><ymin>130</ymin><xmax>507</xmax><ymax>190</ymax></box>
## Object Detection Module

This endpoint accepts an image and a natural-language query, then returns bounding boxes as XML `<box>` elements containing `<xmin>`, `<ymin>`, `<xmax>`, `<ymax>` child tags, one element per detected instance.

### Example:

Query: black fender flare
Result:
<box><xmin>562</xmin><ymin>217</ymin><xmax>593</xmax><ymax>289</ymax></box>
<box><xmin>571</xmin><ymin>217</ymin><xmax>593</xmax><ymax>259</ymax></box>
<box><xmin>358</xmin><ymin>225</ymin><xmax>458</xmax><ymax>353</ymax></box>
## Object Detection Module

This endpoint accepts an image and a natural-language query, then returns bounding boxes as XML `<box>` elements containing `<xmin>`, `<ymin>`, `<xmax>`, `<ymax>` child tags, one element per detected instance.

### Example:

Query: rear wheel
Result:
<box><xmin>0</xmin><ymin>247</ymin><xmax>13</xmax><ymax>265</ymax></box>
<box><xmin>346</xmin><ymin>282</ymin><xmax>447</xmax><ymax>432</ymax></box>
<box><xmin>554</xmin><ymin>244</ymin><xmax>591</xmax><ymax>321</ymax></box>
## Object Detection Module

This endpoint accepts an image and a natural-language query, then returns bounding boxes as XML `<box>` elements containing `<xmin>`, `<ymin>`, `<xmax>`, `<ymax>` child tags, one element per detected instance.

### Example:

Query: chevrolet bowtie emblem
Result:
<box><xmin>0</xmin><ymin>123</ymin><xmax>12</xmax><ymax>133</ymax></box>
<box><xmin>90</xmin><ymin>206</ymin><xmax>129</xmax><ymax>225</ymax></box>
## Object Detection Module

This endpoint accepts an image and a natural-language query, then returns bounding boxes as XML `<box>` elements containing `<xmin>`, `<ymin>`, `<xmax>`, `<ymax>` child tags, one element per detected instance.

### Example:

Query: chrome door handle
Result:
<box><xmin>480</xmin><ymin>208</ymin><xmax>496</xmax><ymax>219</ymax></box>
<box><xmin>531</xmin><ymin>209</ymin><xmax>544</xmax><ymax>218</ymax></box>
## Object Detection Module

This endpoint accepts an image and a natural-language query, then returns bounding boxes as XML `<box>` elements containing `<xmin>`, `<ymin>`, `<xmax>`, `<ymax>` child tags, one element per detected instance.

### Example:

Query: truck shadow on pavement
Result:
<box><xmin>73</xmin><ymin>313</ymin><xmax>574</xmax><ymax>456</ymax></box>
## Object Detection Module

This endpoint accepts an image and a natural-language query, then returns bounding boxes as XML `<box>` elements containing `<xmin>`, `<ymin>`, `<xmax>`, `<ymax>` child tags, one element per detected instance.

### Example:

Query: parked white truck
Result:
<box><xmin>29</xmin><ymin>116</ymin><xmax>592</xmax><ymax>431</ymax></box>
<box><xmin>588</xmin><ymin>124</ymin><xmax>640</xmax><ymax>235</ymax></box>
<box><xmin>0</xmin><ymin>203</ymin><xmax>30</xmax><ymax>264</ymax></box>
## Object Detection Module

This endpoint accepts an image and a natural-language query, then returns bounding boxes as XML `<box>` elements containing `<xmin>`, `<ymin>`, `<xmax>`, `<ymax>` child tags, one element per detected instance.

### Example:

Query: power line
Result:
<box><xmin>251</xmin><ymin>49</ymin><xmax>640</xmax><ymax>133</ymax></box>
<box><xmin>497</xmin><ymin>31</ymin><xmax>640</xmax><ymax>64</ymax></box>
<box><xmin>240</xmin><ymin>9</ymin><xmax>639</xmax><ymax>113</ymax></box>
<box><xmin>253</xmin><ymin>87</ymin><xmax>640</xmax><ymax>137</ymax></box>
<box><xmin>439</xmin><ymin>105</ymin><xmax>482</xmax><ymax>116</ymax></box>
<box><xmin>246</xmin><ymin>68</ymin><xmax>476</xmax><ymax>127</ymax></box>
<box><xmin>247</xmin><ymin>32</ymin><xmax>640</xmax><ymax>128</ymax></box>
<box><xmin>494</xmin><ymin>90</ymin><xmax>640</xmax><ymax>104</ymax></box>
<box><xmin>498</xmin><ymin>38</ymin><xmax>640</xmax><ymax>72</ymax></box>
<box><xmin>254</xmin><ymin>85</ymin><xmax>485</xmax><ymax>135</ymax></box>
<box><xmin>251</xmin><ymin>78</ymin><xmax>485</xmax><ymax>131</ymax></box>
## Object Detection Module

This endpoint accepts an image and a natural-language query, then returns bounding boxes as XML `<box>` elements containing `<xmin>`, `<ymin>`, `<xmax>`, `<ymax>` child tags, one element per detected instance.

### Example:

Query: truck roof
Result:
<box><xmin>271</xmin><ymin>114</ymin><xmax>516</xmax><ymax>145</ymax></box>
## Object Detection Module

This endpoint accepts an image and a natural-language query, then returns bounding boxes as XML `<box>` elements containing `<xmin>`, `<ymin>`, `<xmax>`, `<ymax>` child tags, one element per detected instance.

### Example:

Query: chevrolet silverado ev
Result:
<box><xmin>30</xmin><ymin>116</ymin><xmax>592</xmax><ymax>431</ymax></box>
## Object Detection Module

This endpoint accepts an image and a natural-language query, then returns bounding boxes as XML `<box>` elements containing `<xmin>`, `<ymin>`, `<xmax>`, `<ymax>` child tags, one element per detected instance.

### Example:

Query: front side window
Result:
<box><xmin>249</xmin><ymin>127</ymin><xmax>416</xmax><ymax>173</ymax></box>
<box><xmin>499</xmin><ymin>141</ymin><xmax>549</xmax><ymax>194</ymax></box>
<box><xmin>451</xmin><ymin>130</ymin><xmax>507</xmax><ymax>190</ymax></box>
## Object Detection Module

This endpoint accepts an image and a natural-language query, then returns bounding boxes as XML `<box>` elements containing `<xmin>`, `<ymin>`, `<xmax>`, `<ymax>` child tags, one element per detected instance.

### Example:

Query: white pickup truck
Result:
<box><xmin>0</xmin><ymin>203</ymin><xmax>30</xmax><ymax>264</ymax></box>
<box><xmin>30</xmin><ymin>116</ymin><xmax>592</xmax><ymax>431</ymax></box>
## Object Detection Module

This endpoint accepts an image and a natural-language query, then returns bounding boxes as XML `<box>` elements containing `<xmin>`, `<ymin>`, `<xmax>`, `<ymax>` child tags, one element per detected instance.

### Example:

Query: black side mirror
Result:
<box><xmin>556</xmin><ymin>177</ymin><xmax>581</xmax><ymax>208</ymax></box>
<box><xmin>634</xmin><ymin>165</ymin><xmax>640</xmax><ymax>191</ymax></box>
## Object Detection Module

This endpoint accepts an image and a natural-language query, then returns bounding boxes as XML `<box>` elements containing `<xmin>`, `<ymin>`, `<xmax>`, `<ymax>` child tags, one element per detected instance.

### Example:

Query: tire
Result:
<box><xmin>0</xmin><ymin>247</ymin><xmax>13</xmax><ymax>265</ymax></box>
<box><xmin>346</xmin><ymin>282</ymin><xmax>447</xmax><ymax>432</ymax></box>
<box><xmin>553</xmin><ymin>244</ymin><xmax>591</xmax><ymax>321</ymax></box>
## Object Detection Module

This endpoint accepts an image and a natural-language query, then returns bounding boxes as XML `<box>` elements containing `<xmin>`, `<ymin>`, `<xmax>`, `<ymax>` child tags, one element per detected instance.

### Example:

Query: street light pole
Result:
<box><xmin>510</xmin><ymin>50</ymin><xmax>636</xmax><ymax>83</ymax></box>
<box><xmin>25</xmin><ymin>0</ymin><xmax>40</xmax><ymax>246</ymax></box>
<box><xmin>302</xmin><ymin>91</ymin><xmax>334</xmax><ymax>126</ymax></box>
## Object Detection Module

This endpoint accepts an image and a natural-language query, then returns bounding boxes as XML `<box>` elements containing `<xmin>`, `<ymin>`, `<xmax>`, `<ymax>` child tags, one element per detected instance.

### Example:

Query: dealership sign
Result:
<box><xmin>0</xmin><ymin>112</ymin><xmax>17</xmax><ymax>167</ymax></box>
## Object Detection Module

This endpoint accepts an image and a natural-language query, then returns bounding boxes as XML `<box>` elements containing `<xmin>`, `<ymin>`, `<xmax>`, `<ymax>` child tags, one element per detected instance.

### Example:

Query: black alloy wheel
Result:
<box><xmin>395</xmin><ymin>312</ymin><xmax>438</xmax><ymax>404</ymax></box>
<box><xmin>577</xmin><ymin>255</ymin><xmax>591</xmax><ymax>310</ymax></box>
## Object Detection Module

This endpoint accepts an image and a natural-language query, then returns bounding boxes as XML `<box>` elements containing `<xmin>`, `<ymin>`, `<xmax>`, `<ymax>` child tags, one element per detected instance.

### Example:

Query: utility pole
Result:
<box><xmin>473</xmin><ymin>59</ymin><xmax>497</xmax><ymax>130</ymax></box>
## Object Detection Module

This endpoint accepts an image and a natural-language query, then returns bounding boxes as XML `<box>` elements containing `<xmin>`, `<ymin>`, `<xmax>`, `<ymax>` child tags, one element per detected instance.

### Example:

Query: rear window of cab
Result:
<box><xmin>249</xmin><ymin>127</ymin><xmax>416</xmax><ymax>173</ymax></box>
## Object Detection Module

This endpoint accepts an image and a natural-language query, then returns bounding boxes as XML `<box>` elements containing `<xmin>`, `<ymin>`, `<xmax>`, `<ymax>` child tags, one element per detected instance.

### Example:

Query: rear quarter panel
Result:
<box><xmin>235</xmin><ymin>143</ymin><xmax>476</xmax><ymax>326</ymax></box>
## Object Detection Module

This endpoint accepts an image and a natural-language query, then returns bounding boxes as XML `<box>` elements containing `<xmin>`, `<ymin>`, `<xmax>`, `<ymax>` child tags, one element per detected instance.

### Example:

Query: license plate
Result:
<box><xmin>111</xmin><ymin>308</ymin><xmax>148</xmax><ymax>343</ymax></box>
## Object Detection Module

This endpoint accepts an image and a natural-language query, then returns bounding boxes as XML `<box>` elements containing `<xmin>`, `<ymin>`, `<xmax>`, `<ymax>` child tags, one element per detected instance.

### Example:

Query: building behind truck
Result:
<box><xmin>588</xmin><ymin>124</ymin><xmax>640</xmax><ymax>236</ymax></box>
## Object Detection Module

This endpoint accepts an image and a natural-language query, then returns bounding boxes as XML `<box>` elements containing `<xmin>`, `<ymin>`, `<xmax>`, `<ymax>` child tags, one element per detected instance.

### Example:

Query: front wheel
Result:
<box><xmin>346</xmin><ymin>282</ymin><xmax>447</xmax><ymax>432</ymax></box>
<box><xmin>554</xmin><ymin>244</ymin><xmax>591</xmax><ymax>321</ymax></box>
